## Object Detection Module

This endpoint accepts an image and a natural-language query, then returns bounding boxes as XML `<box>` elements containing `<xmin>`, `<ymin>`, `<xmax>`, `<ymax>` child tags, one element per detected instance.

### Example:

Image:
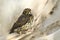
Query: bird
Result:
<box><xmin>9</xmin><ymin>8</ymin><xmax>33</xmax><ymax>34</ymax></box>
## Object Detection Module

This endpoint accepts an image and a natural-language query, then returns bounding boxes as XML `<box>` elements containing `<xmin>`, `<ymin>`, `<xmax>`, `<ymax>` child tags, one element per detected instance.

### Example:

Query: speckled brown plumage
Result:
<box><xmin>9</xmin><ymin>8</ymin><xmax>33</xmax><ymax>34</ymax></box>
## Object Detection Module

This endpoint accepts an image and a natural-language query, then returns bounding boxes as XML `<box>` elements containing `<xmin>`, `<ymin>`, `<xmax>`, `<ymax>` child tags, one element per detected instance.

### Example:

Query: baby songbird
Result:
<box><xmin>9</xmin><ymin>8</ymin><xmax>33</xmax><ymax>34</ymax></box>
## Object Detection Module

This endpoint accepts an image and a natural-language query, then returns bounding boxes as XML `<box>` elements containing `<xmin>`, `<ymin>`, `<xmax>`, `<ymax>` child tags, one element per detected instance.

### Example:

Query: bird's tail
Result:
<box><xmin>9</xmin><ymin>23</ymin><xmax>20</xmax><ymax>34</ymax></box>
<box><xmin>9</xmin><ymin>28</ymin><xmax>14</xmax><ymax>34</ymax></box>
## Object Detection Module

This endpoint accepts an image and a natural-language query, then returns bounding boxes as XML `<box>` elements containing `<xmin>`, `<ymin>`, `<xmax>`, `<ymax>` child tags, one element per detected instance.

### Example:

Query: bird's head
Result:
<box><xmin>23</xmin><ymin>8</ymin><xmax>33</xmax><ymax>20</ymax></box>
<box><xmin>23</xmin><ymin>8</ymin><xmax>31</xmax><ymax>15</ymax></box>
